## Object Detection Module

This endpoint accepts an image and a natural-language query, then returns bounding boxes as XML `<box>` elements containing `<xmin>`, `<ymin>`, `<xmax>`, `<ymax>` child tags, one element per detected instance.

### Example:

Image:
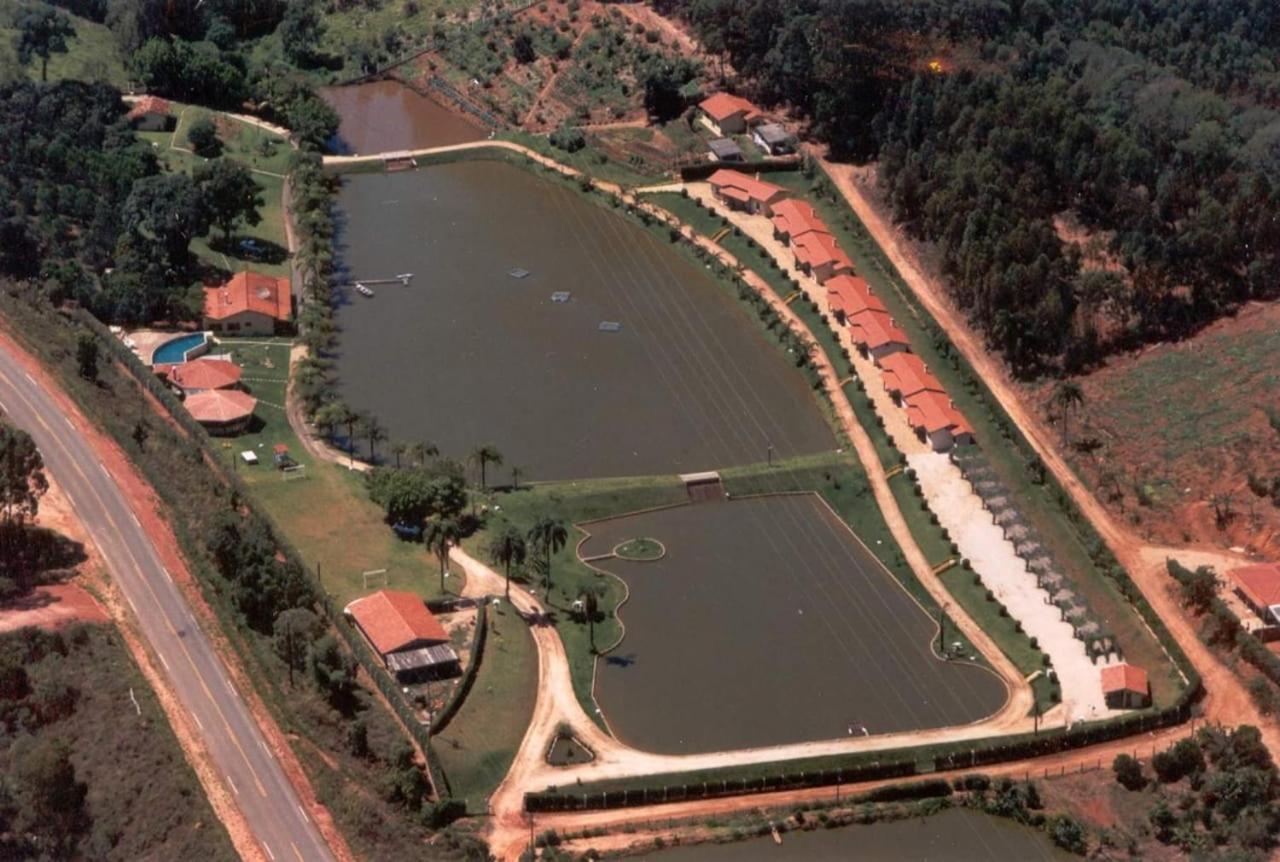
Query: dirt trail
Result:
<box><xmin>815</xmin><ymin>152</ymin><xmax>1279</xmax><ymax>755</ymax></box>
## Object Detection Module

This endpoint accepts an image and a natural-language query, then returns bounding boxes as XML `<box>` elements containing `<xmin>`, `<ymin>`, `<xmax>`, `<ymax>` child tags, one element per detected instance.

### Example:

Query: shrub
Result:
<box><xmin>1049</xmin><ymin>815</ymin><xmax>1087</xmax><ymax>854</ymax></box>
<box><xmin>187</xmin><ymin>116</ymin><xmax>221</xmax><ymax>157</ymax></box>
<box><xmin>1112</xmin><ymin>754</ymin><xmax>1146</xmax><ymax>790</ymax></box>
<box><xmin>550</xmin><ymin>124</ymin><xmax>586</xmax><ymax>153</ymax></box>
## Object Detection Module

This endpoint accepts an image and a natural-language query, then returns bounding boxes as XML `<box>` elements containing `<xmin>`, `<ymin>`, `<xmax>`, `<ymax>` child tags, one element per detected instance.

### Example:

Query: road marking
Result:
<box><xmin>292</xmin><ymin>842</ymin><xmax>304</xmax><ymax>861</ymax></box>
<box><xmin>260</xmin><ymin>740</ymin><xmax>271</xmax><ymax>754</ymax></box>
<box><xmin>192</xmin><ymin>711</ymin><xmax>203</xmax><ymax>730</ymax></box>
<box><xmin>227</xmin><ymin>775</ymin><xmax>239</xmax><ymax>795</ymax></box>
<box><xmin>224</xmin><ymin>677</ymin><xmax>236</xmax><ymax>696</ymax></box>
<box><xmin>23</xmin><ymin>372</ymin><xmax>35</xmax><ymax>385</ymax></box>
<box><xmin>131</xmin><ymin>512</ymin><xmax>141</xmax><ymax>527</ymax></box>
<box><xmin>262</xmin><ymin>842</ymin><xmax>276</xmax><ymax>861</ymax></box>
<box><xmin>296</xmin><ymin>805</ymin><xmax>310</xmax><ymax>824</ymax></box>
<box><xmin>99</xmin><ymin>464</ymin><xmax>111</xmax><ymax>479</ymax></box>
<box><xmin>126</xmin><ymin>595</ymin><xmax>138</xmax><ymax>614</ymax></box>
<box><xmin>0</xmin><ymin>398</ymin><xmax>6</xmax><ymax>412</ymax></box>
<box><xmin>255</xmin><ymin>776</ymin><xmax>268</xmax><ymax>798</ymax></box>
<box><xmin>158</xmin><ymin>653</ymin><xmax>170</xmax><ymax>671</ymax></box>
<box><xmin>63</xmin><ymin>415</ymin><xmax>74</xmax><ymax>429</ymax></box>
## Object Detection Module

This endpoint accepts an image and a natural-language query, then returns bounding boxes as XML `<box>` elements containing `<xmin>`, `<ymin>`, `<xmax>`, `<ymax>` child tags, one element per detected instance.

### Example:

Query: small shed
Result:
<box><xmin>752</xmin><ymin>122</ymin><xmax>795</xmax><ymax>155</ymax></box>
<box><xmin>708</xmin><ymin>138</ymin><xmax>745</xmax><ymax>163</ymax></box>
<box><xmin>1101</xmin><ymin>663</ymin><xmax>1150</xmax><ymax>709</ymax></box>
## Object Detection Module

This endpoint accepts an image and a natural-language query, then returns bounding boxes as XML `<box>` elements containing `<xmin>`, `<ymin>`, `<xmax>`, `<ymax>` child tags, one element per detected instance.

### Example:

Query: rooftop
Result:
<box><xmin>1101</xmin><ymin>662</ymin><xmax>1149</xmax><ymax>696</ymax></box>
<box><xmin>126</xmin><ymin>95</ymin><xmax>171</xmax><ymax>120</ymax></box>
<box><xmin>770</xmin><ymin>199</ymin><xmax>829</xmax><ymax>241</ymax></box>
<box><xmin>699</xmin><ymin>92</ymin><xmax>762</xmax><ymax>123</ymax></box>
<box><xmin>791</xmin><ymin>230</ymin><xmax>851</xmax><ymax>270</ymax></box>
<box><xmin>155</xmin><ymin>357</ymin><xmax>242</xmax><ymax>391</ymax></box>
<box><xmin>345</xmin><ymin>589</ymin><xmax>449</xmax><ymax>656</ymax></box>
<box><xmin>847</xmin><ymin>308</ymin><xmax>909</xmax><ymax>353</ymax></box>
<box><xmin>708</xmin><ymin>138</ymin><xmax>744</xmax><ymax>161</ymax></box>
<box><xmin>203</xmin><ymin>271</ymin><xmax>292</xmax><ymax>322</ymax></box>
<box><xmin>1230</xmin><ymin>563</ymin><xmax>1280</xmax><ymax>611</ymax></box>
<box><xmin>707</xmin><ymin>169</ymin><xmax>786</xmax><ymax>205</ymax></box>
<box><xmin>754</xmin><ymin>122</ymin><xmax>793</xmax><ymax>145</ymax></box>
<box><xmin>184</xmin><ymin>389</ymin><xmax>256</xmax><ymax>425</ymax></box>
<box><xmin>826</xmin><ymin>274</ymin><xmax>884</xmax><ymax>317</ymax></box>
<box><xmin>904</xmin><ymin>389</ymin><xmax>966</xmax><ymax>435</ymax></box>
<box><xmin>878</xmin><ymin>352</ymin><xmax>944</xmax><ymax>399</ymax></box>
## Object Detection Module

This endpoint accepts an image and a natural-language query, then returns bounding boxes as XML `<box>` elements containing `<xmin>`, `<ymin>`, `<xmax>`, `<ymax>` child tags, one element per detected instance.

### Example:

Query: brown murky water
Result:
<box><xmin>583</xmin><ymin>496</ymin><xmax>1007</xmax><ymax>754</ymax></box>
<box><xmin>641</xmin><ymin>808</ymin><xmax>1069</xmax><ymax>861</ymax></box>
<box><xmin>333</xmin><ymin>161</ymin><xmax>835</xmax><ymax>481</ymax></box>
<box><xmin>321</xmin><ymin>80</ymin><xmax>484</xmax><ymax>154</ymax></box>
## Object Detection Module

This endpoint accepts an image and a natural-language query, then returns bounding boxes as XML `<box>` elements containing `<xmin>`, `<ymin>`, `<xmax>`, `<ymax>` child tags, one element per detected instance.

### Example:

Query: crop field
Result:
<box><xmin>333</xmin><ymin>159</ymin><xmax>835</xmax><ymax>482</ymax></box>
<box><xmin>585</xmin><ymin>494</ymin><xmax>1008</xmax><ymax>754</ymax></box>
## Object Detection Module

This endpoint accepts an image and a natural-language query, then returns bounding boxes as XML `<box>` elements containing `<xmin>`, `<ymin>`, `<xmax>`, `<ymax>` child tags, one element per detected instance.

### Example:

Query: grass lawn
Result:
<box><xmin>0</xmin><ymin>6</ymin><xmax>129</xmax><ymax>87</ymax></box>
<box><xmin>502</xmin><ymin>130</ymin><xmax>659</xmax><ymax>189</ymax></box>
<box><xmin>138</xmin><ymin>103</ymin><xmax>293</xmax><ymax>278</ymax></box>
<box><xmin>768</xmin><ymin>170</ymin><xmax>1184</xmax><ymax>708</ymax></box>
<box><xmin>434</xmin><ymin>606</ymin><xmax>538</xmax><ymax>811</ymax></box>
<box><xmin>214</xmin><ymin>338</ymin><xmax>445</xmax><ymax>607</ymax></box>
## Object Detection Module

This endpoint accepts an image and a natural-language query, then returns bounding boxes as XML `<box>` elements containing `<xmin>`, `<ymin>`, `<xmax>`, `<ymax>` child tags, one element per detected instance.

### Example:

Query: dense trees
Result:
<box><xmin>14</xmin><ymin>6</ymin><xmax>74</xmax><ymax>82</ymax></box>
<box><xmin>365</xmin><ymin>467</ymin><xmax>466</xmax><ymax>530</ymax></box>
<box><xmin>194</xmin><ymin>158</ymin><xmax>263</xmax><ymax>244</ymax></box>
<box><xmin>0</xmin><ymin>422</ymin><xmax>47</xmax><ymax>528</ymax></box>
<box><xmin>670</xmin><ymin>0</ymin><xmax>1280</xmax><ymax>375</ymax></box>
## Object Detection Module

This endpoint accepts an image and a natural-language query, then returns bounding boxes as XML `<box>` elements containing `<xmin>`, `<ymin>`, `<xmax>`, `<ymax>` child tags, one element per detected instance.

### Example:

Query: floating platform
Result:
<box><xmin>598</xmin><ymin>321</ymin><xmax>622</xmax><ymax>332</ymax></box>
<box><xmin>355</xmin><ymin>283</ymin><xmax>375</xmax><ymax>297</ymax></box>
<box><xmin>551</xmin><ymin>291</ymin><xmax>571</xmax><ymax>303</ymax></box>
<box><xmin>508</xmin><ymin>267</ymin><xmax>531</xmax><ymax>279</ymax></box>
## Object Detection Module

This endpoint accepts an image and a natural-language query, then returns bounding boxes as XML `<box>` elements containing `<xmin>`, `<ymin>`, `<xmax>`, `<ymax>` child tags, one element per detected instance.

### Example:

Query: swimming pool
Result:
<box><xmin>152</xmin><ymin>332</ymin><xmax>210</xmax><ymax>365</ymax></box>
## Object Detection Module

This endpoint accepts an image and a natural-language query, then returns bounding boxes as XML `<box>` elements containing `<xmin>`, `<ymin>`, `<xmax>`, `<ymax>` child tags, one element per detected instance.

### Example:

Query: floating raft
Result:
<box><xmin>355</xmin><ymin>283</ymin><xmax>375</xmax><ymax>297</ymax></box>
<box><xmin>508</xmin><ymin>267</ymin><xmax>531</xmax><ymax>279</ymax></box>
<box><xmin>598</xmin><ymin>321</ymin><xmax>622</xmax><ymax>332</ymax></box>
<box><xmin>551</xmin><ymin>291</ymin><xmax>571</xmax><ymax>303</ymax></box>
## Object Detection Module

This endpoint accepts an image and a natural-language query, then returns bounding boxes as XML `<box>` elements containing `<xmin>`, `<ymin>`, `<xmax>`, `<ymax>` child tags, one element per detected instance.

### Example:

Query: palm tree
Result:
<box><xmin>391</xmin><ymin>441</ymin><xmax>407</xmax><ymax>469</ymax></box>
<box><xmin>470</xmin><ymin>444</ymin><xmax>504</xmax><ymax>490</ymax></box>
<box><xmin>1051</xmin><ymin>380</ymin><xmax>1085</xmax><ymax>448</ymax></box>
<box><xmin>582</xmin><ymin>588</ymin><xmax>600</xmax><ymax>653</ymax></box>
<box><xmin>488</xmin><ymin>525</ymin><xmax>526</xmax><ymax>600</ymax></box>
<box><xmin>338</xmin><ymin>405</ymin><xmax>359</xmax><ymax>466</ymax></box>
<box><xmin>510</xmin><ymin>465</ymin><xmax>524</xmax><ymax>490</ymax></box>
<box><xmin>527</xmin><ymin>517</ymin><xmax>568</xmax><ymax>598</ymax></box>
<box><xmin>424</xmin><ymin>518</ymin><xmax>460</xmax><ymax>594</ymax></box>
<box><xmin>313</xmin><ymin>401</ymin><xmax>345</xmax><ymax>442</ymax></box>
<box><xmin>362</xmin><ymin>415</ymin><xmax>387</xmax><ymax>463</ymax></box>
<box><xmin>410</xmin><ymin>441</ymin><xmax>439</xmax><ymax>468</ymax></box>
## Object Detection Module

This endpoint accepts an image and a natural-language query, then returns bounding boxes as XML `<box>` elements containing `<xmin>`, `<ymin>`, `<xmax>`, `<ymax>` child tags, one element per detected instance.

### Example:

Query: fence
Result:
<box><xmin>430</xmin><ymin>601</ymin><xmax>488</xmax><ymax>735</ymax></box>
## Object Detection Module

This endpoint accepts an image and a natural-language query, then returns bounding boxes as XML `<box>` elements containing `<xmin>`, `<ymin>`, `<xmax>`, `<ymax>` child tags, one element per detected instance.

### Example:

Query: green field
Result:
<box><xmin>0</xmin><ymin>5</ymin><xmax>129</xmax><ymax>87</ymax></box>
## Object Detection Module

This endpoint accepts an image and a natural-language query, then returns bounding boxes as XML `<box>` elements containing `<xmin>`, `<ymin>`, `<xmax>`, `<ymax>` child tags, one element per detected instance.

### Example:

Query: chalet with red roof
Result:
<box><xmin>825</xmin><ymin>274</ymin><xmax>883</xmax><ymax>324</ymax></box>
<box><xmin>846</xmin><ymin>308</ymin><xmax>909</xmax><ymax>362</ymax></box>
<box><xmin>706</xmin><ymin>169</ymin><xmax>787</xmax><ymax>216</ymax></box>
<box><xmin>770</xmin><ymin>199</ymin><xmax>829</xmax><ymax>244</ymax></box>
<box><xmin>790</xmin><ymin>231</ymin><xmax>854</xmax><ymax>284</ymax></box>
<box><xmin>1228</xmin><ymin>563</ymin><xmax>1280</xmax><ymax>624</ymax></box>
<box><xmin>1101</xmin><ymin>663</ymin><xmax>1149</xmax><ymax>709</ymax></box>
<box><xmin>155</xmin><ymin>357</ymin><xmax>243</xmax><ymax>393</ymax></box>
<box><xmin>126</xmin><ymin>96</ymin><xmax>173</xmax><ymax>132</ymax></box>
<box><xmin>697</xmin><ymin>92</ymin><xmax>763</xmax><ymax>136</ymax></box>
<box><xmin>184</xmin><ymin>389</ymin><xmax>257</xmax><ymax>436</ymax></box>
<box><xmin>877</xmin><ymin>352</ymin><xmax>945</xmax><ymax>404</ymax></box>
<box><xmin>345</xmin><ymin>590</ymin><xmax>460</xmax><ymax>682</ymax></box>
<box><xmin>903</xmin><ymin>389</ymin><xmax>974</xmax><ymax>451</ymax></box>
<box><xmin>203</xmin><ymin>271</ymin><xmax>292</xmax><ymax>336</ymax></box>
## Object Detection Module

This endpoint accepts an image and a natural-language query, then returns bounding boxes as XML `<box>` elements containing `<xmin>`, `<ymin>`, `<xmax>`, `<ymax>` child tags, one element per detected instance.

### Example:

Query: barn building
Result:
<box><xmin>345</xmin><ymin>590</ymin><xmax>460</xmax><ymax>683</ymax></box>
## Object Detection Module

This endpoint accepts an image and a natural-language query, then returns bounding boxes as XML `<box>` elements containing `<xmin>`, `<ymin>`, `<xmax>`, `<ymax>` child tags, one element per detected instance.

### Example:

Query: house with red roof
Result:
<box><xmin>1101</xmin><ymin>663</ymin><xmax>1150</xmax><ymax>709</ymax></box>
<box><xmin>706</xmin><ymin>169</ymin><xmax>787</xmax><ymax>215</ymax></box>
<box><xmin>155</xmin><ymin>357</ymin><xmax>243</xmax><ymax>393</ymax></box>
<box><xmin>184</xmin><ymin>389</ymin><xmax>257</xmax><ymax>436</ymax></box>
<box><xmin>1228</xmin><ymin>563</ymin><xmax>1280</xmax><ymax>623</ymax></box>
<box><xmin>877</xmin><ymin>352</ymin><xmax>945</xmax><ymax>404</ymax></box>
<box><xmin>345</xmin><ymin>589</ymin><xmax>460</xmax><ymax>682</ymax></box>
<box><xmin>126</xmin><ymin>96</ymin><xmax>173</xmax><ymax>132</ymax></box>
<box><xmin>697</xmin><ymin>92</ymin><xmax>763</xmax><ymax>136</ymax></box>
<box><xmin>825</xmin><ymin>274</ymin><xmax>883</xmax><ymax>324</ymax></box>
<box><xmin>770</xmin><ymin>199</ymin><xmax>829</xmax><ymax>244</ymax></box>
<box><xmin>846</xmin><ymin>308</ymin><xmax>909</xmax><ymax>361</ymax></box>
<box><xmin>203</xmin><ymin>271</ymin><xmax>293</xmax><ymax>336</ymax></box>
<box><xmin>903</xmin><ymin>389</ymin><xmax>974</xmax><ymax>451</ymax></box>
<box><xmin>791</xmin><ymin>231</ymin><xmax>854</xmax><ymax>284</ymax></box>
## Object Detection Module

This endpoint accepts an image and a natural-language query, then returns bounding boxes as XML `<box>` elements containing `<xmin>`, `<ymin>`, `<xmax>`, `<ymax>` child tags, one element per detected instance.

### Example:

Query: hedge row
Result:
<box><xmin>429</xmin><ymin>602</ymin><xmax>488</xmax><ymax>736</ymax></box>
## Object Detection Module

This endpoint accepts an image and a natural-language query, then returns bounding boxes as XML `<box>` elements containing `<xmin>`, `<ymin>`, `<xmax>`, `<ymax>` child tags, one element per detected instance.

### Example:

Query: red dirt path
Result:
<box><xmin>0</xmin><ymin>584</ymin><xmax>107</xmax><ymax>632</ymax></box>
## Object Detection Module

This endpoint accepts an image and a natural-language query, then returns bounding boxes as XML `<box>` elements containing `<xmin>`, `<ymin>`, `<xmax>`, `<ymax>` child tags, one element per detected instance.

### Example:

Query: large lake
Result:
<box><xmin>333</xmin><ymin>161</ymin><xmax>835</xmax><ymax>481</ymax></box>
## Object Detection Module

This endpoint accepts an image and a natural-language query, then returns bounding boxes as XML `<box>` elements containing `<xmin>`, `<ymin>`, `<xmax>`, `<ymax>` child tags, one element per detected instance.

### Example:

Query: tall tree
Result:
<box><xmin>1051</xmin><ymin>380</ymin><xmax>1085</xmax><ymax>448</ymax></box>
<box><xmin>469</xmin><ymin>444</ymin><xmax>503</xmax><ymax>490</ymax></box>
<box><xmin>194</xmin><ymin>159</ymin><xmax>262</xmax><ymax>244</ymax></box>
<box><xmin>526</xmin><ymin>516</ymin><xmax>568</xmax><ymax>599</ymax></box>
<box><xmin>123</xmin><ymin>173</ymin><xmax>209</xmax><ymax>273</ymax></box>
<box><xmin>488</xmin><ymin>525</ymin><xmax>526</xmax><ymax>600</ymax></box>
<box><xmin>581</xmin><ymin>587</ymin><xmax>600</xmax><ymax>653</ymax></box>
<box><xmin>0</xmin><ymin>422</ymin><xmax>48</xmax><ymax>528</ymax></box>
<box><xmin>424</xmin><ymin>517</ymin><xmax>460</xmax><ymax>594</ymax></box>
<box><xmin>75</xmin><ymin>333</ymin><xmax>98</xmax><ymax>382</ymax></box>
<box><xmin>15</xmin><ymin>7</ymin><xmax>73</xmax><ymax>82</ymax></box>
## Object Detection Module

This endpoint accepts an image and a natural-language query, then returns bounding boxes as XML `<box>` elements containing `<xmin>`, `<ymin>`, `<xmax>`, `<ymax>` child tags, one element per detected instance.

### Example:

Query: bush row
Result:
<box><xmin>429</xmin><ymin>602</ymin><xmax>489</xmax><ymax>736</ymax></box>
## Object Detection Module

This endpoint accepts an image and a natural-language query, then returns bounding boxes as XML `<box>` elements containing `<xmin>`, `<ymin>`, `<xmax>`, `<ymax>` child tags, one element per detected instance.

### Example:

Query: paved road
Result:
<box><xmin>0</xmin><ymin>349</ymin><xmax>334</xmax><ymax>862</ymax></box>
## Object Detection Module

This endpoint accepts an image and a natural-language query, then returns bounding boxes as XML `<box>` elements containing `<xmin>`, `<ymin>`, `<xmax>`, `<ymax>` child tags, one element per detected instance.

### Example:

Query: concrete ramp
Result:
<box><xmin>680</xmin><ymin>470</ymin><xmax>724</xmax><ymax>503</ymax></box>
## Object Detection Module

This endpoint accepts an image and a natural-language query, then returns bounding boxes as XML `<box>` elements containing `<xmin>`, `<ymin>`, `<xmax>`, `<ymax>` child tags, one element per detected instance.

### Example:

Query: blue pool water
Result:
<box><xmin>152</xmin><ymin>333</ymin><xmax>207</xmax><ymax>365</ymax></box>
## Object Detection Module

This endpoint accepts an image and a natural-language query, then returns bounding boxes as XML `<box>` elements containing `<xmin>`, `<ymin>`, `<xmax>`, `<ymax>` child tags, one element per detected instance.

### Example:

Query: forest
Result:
<box><xmin>664</xmin><ymin>0</ymin><xmax>1280</xmax><ymax>374</ymax></box>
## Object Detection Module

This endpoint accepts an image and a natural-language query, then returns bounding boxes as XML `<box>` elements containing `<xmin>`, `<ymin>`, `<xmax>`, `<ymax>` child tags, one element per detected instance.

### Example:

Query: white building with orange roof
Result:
<box><xmin>202</xmin><ymin>271</ymin><xmax>292</xmax><ymax>336</ymax></box>
<box><xmin>697</xmin><ymin>92</ymin><xmax>764</xmax><ymax>136</ymax></box>
<box><xmin>706</xmin><ymin>169</ymin><xmax>787</xmax><ymax>216</ymax></box>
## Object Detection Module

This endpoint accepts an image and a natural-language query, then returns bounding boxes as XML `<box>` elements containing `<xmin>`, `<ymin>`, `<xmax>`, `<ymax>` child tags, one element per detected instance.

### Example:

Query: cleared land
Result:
<box><xmin>584</xmin><ymin>494</ymin><xmax>1007</xmax><ymax>754</ymax></box>
<box><xmin>333</xmin><ymin>160</ymin><xmax>835</xmax><ymax>481</ymax></box>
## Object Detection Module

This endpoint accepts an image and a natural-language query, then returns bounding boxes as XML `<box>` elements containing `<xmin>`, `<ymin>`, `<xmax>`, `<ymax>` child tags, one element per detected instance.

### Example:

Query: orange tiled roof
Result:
<box><xmin>878</xmin><ymin>352</ymin><xmax>943</xmax><ymax>400</ymax></box>
<box><xmin>156</xmin><ymin>358</ymin><xmax>242</xmax><ymax>391</ymax></box>
<box><xmin>1230</xmin><ymin>563</ymin><xmax>1280</xmax><ymax>610</ymax></box>
<box><xmin>184</xmin><ymin>389</ymin><xmax>256</xmax><ymax>424</ymax></box>
<box><xmin>699</xmin><ymin>92</ymin><xmax>762</xmax><ymax>123</ymax></box>
<box><xmin>127</xmin><ymin>95</ymin><xmax>171</xmax><ymax>120</ymax></box>
<box><xmin>347</xmin><ymin>590</ymin><xmax>449</xmax><ymax>656</ymax></box>
<box><xmin>203</xmin><ymin>272</ymin><xmax>291</xmax><ymax>322</ymax></box>
<box><xmin>707</xmin><ymin>169</ymin><xmax>786</xmax><ymax>207</ymax></box>
<box><xmin>847</xmin><ymin>308</ymin><xmax>908</xmax><ymax>353</ymax></box>
<box><xmin>1101</xmin><ymin>663</ymin><xmax>1148</xmax><ymax>696</ymax></box>
<box><xmin>904</xmin><ymin>389</ymin><xmax>966</xmax><ymax>435</ymax></box>
<box><xmin>826</xmin><ymin>274</ymin><xmax>883</xmax><ymax>317</ymax></box>
<box><xmin>770</xmin><ymin>199</ymin><xmax>829</xmax><ymax>241</ymax></box>
<box><xmin>791</xmin><ymin>231</ymin><xmax>851</xmax><ymax>271</ymax></box>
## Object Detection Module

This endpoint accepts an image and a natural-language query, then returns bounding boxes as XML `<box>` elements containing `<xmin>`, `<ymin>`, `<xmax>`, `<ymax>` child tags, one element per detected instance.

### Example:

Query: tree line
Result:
<box><xmin>664</xmin><ymin>0</ymin><xmax>1280</xmax><ymax>375</ymax></box>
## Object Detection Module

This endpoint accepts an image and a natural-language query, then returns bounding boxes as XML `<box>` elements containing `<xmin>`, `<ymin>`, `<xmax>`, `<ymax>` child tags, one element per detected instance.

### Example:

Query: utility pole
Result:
<box><xmin>767</xmin><ymin>441</ymin><xmax>774</xmax><ymax>467</ymax></box>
